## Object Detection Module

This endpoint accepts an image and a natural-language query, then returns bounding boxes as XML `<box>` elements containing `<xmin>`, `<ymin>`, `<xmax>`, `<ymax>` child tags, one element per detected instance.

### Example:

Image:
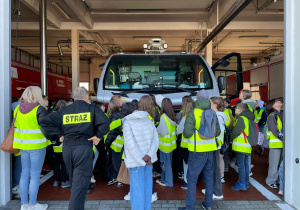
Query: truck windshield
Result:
<box><xmin>103</xmin><ymin>54</ymin><xmax>212</xmax><ymax>91</ymax></box>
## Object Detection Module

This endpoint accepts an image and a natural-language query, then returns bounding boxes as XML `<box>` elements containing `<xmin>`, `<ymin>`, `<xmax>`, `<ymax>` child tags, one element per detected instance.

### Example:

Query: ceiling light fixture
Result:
<box><xmin>52</xmin><ymin>2</ymin><xmax>70</xmax><ymax>20</ymax></box>
<box><xmin>133</xmin><ymin>36</ymin><xmax>161</xmax><ymax>41</ymax></box>
<box><xmin>239</xmin><ymin>35</ymin><xmax>269</xmax><ymax>39</ymax></box>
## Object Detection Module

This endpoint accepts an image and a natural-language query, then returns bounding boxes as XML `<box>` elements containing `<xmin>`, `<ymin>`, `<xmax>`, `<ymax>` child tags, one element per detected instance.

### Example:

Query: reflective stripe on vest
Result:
<box><xmin>266</xmin><ymin>114</ymin><xmax>283</xmax><ymax>148</ymax></box>
<box><xmin>247</xmin><ymin>104</ymin><xmax>253</xmax><ymax>112</ymax></box>
<box><xmin>110</xmin><ymin>135</ymin><xmax>124</xmax><ymax>152</ymax></box>
<box><xmin>158</xmin><ymin>114</ymin><xmax>177</xmax><ymax>152</ymax></box>
<box><xmin>216</xmin><ymin>131</ymin><xmax>224</xmax><ymax>149</ymax></box>
<box><xmin>187</xmin><ymin>109</ymin><xmax>217</xmax><ymax>153</ymax></box>
<box><xmin>149</xmin><ymin>115</ymin><xmax>156</xmax><ymax>125</ymax></box>
<box><xmin>254</xmin><ymin>109</ymin><xmax>264</xmax><ymax>123</ymax></box>
<box><xmin>53</xmin><ymin>144</ymin><xmax>63</xmax><ymax>153</ymax></box>
<box><xmin>232</xmin><ymin>116</ymin><xmax>252</xmax><ymax>154</ymax></box>
<box><xmin>223</xmin><ymin>109</ymin><xmax>231</xmax><ymax>127</ymax></box>
<box><xmin>13</xmin><ymin>105</ymin><xmax>50</xmax><ymax>150</ymax></box>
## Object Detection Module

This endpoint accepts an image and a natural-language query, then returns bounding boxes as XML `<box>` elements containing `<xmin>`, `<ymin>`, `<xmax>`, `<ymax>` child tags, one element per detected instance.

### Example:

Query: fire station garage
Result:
<box><xmin>0</xmin><ymin>0</ymin><xmax>300</xmax><ymax>209</ymax></box>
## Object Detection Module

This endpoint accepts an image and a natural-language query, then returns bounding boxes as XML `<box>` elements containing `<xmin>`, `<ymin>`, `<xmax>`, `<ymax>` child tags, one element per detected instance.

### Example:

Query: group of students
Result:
<box><xmin>11</xmin><ymin>85</ymin><xmax>285</xmax><ymax>210</ymax></box>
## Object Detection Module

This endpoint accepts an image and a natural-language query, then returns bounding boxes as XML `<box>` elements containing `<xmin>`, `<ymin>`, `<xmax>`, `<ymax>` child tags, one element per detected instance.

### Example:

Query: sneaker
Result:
<box><xmin>107</xmin><ymin>179</ymin><xmax>117</xmax><ymax>185</ymax></box>
<box><xmin>90</xmin><ymin>175</ymin><xmax>96</xmax><ymax>183</ymax></box>
<box><xmin>151</xmin><ymin>192</ymin><xmax>158</xmax><ymax>203</ymax></box>
<box><xmin>61</xmin><ymin>181</ymin><xmax>70</xmax><ymax>188</ymax></box>
<box><xmin>180</xmin><ymin>183</ymin><xmax>188</xmax><ymax>189</ymax></box>
<box><xmin>249</xmin><ymin>171</ymin><xmax>253</xmax><ymax>177</ymax></box>
<box><xmin>28</xmin><ymin>203</ymin><xmax>48</xmax><ymax>210</ymax></box>
<box><xmin>152</xmin><ymin>172</ymin><xmax>161</xmax><ymax>177</ymax></box>
<box><xmin>124</xmin><ymin>192</ymin><xmax>130</xmax><ymax>200</ymax></box>
<box><xmin>231</xmin><ymin>182</ymin><xmax>247</xmax><ymax>191</ymax></box>
<box><xmin>268</xmin><ymin>183</ymin><xmax>279</xmax><ymax>189</ymax></box>
<box><xmin>117</xmin><ymin>182</ymin><xmax>123</xmax><ymax>187</ymax></box>
<box><xmin>178</xmin><ymin>172</ymin><xmax>184</xmax><ymax>179</ymax></box>
<box><xmin>21</xmin><ymin>204</ymin><xmax>28</xmax><ymax>210</ymax></box>
<box><xmin>156</xmin><ymin>179</ymin><xmax>167</xmax><ymax>186</ymax></box>
<box><xmin>278</xmin><ymin>190</ymin><xmax>283</xmax><ymax>195</ymax></box>
<box><xmin>52</xmin><ymin>181</ymin><xmax>59</xmax><ymax>187</ymax></box>
<box><xmin>250</xmin><ymin>164</ymin><xmax>254</xmax><ymax>169</ymax></box>
<box><xmin>246</xmin><ymin>182</ymin><xmax>250</xmax><ymax>189</ymax></box>
<box><xmin>12</xmin><ymin>185</ymin><xmax>20</xmax><ymax>194</ymax></box>
<box><xmin>42</xmin><ymin>165</ymin><xmax>51</xmax><ymax>172</ymax></box>
<box><xmin>201</xmin><ymin>189</ymin><xmax>223</xmax><ymax>199</ymax></box>
<box><xmin>15</xmin><ymin>194</ymin><xmax>21</xmax><ymax>199</ymax></box>
<box><xmin>221</xmin><ymin>177</ymin><xmax>225</xmax><ymax>184</ymax></box>
<box><xmin>201</xmin><ymin>203</ymin><xmax>212</xmax><ymax>210</ymax></box>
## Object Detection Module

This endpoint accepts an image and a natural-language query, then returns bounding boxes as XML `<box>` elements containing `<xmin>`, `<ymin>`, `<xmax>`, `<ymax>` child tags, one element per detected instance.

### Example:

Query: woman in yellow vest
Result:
<box><xmin>156</xmin><ymin>98</ymin><xmax>177</xmax><ymax>187</ymax></box>
<box><xmin>176</xmin><ymin>96</ymin><xmax>194</xmax><ymax>189</ymax></box>
<box><xmin>13</xmin><ymin>86</ymin><xmax>51</xmax><ymax>210</ymax></box>
<box><xmin>265</xmin><ymin>98</ymin><xmax>284</xmax><ymax>189</ymax></box>
<box><xmin>52</xmin><ymin>100</ymin><xmax>70</xmax><ymax>188</ymax></box>
<box><xmin>230</xmin><ymin>103</ymin><xmax>254</xmax><ymax>191</ymax></box>
<box><xmin>105</xmin><ymin>99</ymin><xmax>124</xmax><ymax>186</ymax></box>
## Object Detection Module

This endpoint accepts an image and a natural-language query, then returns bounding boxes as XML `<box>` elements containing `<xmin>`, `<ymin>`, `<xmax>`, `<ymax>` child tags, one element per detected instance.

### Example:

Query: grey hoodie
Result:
<box><xmin>243</xmin><ymin>99</ymin><xmax>257</xmax><ymax>112</ymax></box>
<box><xmin>122</xmin><ymin>110</ymin><xmax>159</xmax><ymax>168</ymax></box>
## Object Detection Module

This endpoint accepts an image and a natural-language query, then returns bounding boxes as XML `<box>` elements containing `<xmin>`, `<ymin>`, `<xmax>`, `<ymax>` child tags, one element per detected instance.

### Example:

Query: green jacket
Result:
<box><xmin>183</xmin><ymin>99</ymin><xmax>221</xmax><ymax>139</ymax></box>
<box><xmin>230</xmin><ymin>109</ymin><xmax>255</xmax><ymax>142</ymax></box>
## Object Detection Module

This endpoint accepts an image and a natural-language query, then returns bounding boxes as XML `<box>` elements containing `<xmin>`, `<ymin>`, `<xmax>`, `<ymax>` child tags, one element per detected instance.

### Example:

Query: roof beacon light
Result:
<box><xmin>144</xmin><ymin>38</ymin><xmax>168</xmax><ymax>54</ymax></box>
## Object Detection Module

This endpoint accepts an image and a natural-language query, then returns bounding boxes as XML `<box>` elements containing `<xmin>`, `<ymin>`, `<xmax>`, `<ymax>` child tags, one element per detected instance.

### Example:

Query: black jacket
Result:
<box><xmin>40</xmin><ymin>100</ymin><xmax>110</xmax><ymax>146</ymax></box>
<box><xmin>105</xmin><ymin>111</ymin><xmax>123</xmax><ymax>147</ymax></box>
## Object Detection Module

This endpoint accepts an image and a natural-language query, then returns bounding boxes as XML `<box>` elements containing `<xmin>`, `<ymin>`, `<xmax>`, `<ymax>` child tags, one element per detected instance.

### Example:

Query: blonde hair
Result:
<box><xmin>20</xmin><ymin>86</ymin><xmax>46</xmax><ymax>108</ymax></box>
<box><xmin>242</xmin><ymin>89</ymin><xmax>252</xmax><ymax>100</ymax></box>
<box><xmin>138</xmin><ymin>95</ymin><xmax>155</xmax><ymax>118</ymax></box>
<box><xmin>181</xmin><ymin>96</ymin><xmax>194</xmax><ymax>118</ymax></box>
<box><xmin>107</xmin><ymin>99</ymin><xmax>120</xmax><ymax>116</ymax></box>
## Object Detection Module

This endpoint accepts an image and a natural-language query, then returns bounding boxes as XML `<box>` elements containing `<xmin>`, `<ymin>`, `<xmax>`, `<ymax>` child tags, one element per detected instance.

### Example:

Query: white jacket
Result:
<box><xmin>122</xmin><ymin>110</ymin><xmax>159</xmax><ymax>168</ymax></box>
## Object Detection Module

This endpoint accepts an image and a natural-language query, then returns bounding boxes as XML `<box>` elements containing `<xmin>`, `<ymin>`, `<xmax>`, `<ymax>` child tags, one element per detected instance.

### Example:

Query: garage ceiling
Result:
<box><xmin>11</xmin><ymin>0</ymin><xmax>284</xmax><ymax>67</ymax></box>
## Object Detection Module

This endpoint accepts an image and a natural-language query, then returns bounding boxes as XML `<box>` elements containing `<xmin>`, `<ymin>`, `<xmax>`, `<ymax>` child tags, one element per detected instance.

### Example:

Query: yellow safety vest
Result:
<box><xmin>180</xmin><ymin>116</ymin><xmax>188</xmax><ymax>149</ymax></box>
<box><xmin>14</xmin><ymin>151</ymin><xmax>21</xmax><ymax>157</ymax></box>
<box><xmin>254</xmin><ymin>109</ymin><xmax>264</xmax><ymax>123</ymax></box>
<box><xmin>13</xmin><ymin>105</ymin><xmax>50</xmax><ymax>150</ymax></box>
<box><xmin>247</xmin><ymin>104</ymin><xmax>253</xmax><ymax>112</ymax></box>
<box><xmin>223</xmin><ymin>108</ymin><xmax>232</xmax><ymax>127</ymax></box>
<box><xmin>109</xmin><ymin>118</ymin><xmax>124</xmax><ymax>153</ymax></box>
<box><xmin>187</xmin><ymin>109</ymin><xmax>217</xmax><ymax>153</ymax></box>
<box><xmin>158</xmin><ymin>114</ymin><xmax>177</xmax><ymax>152</ymax></box>
<box><xmin>216</xmin><ymin>114</ymin><xmax>225</xmax><ymax>149</ymax></box>
<box><xmin>267</xmin><ymin>113</ymin><xmax>283</xmax><ymax>149</ymax></box>
<box><xmin>232</xmin><ymin>116</ymin><xmax>252</xmax><ymax>154</ymax></box>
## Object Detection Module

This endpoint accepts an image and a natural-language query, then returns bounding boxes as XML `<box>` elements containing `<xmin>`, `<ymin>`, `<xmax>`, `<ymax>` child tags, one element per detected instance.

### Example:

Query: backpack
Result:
<box><xmin>197</xmin><ymin>109</ymin><xmax>218</xmax><ymax>139</ymax></box>
<box><xmin>241</xmin><ymin>116</ymin><xmax>263</xmax><ymax>146</ymax></box>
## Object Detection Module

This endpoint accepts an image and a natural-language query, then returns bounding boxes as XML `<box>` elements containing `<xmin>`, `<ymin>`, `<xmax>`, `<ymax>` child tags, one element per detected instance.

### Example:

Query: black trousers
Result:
<box><xmin>63</xmin><ymin>145</ymin><xmax>93</xmax><ymax>210</ymax></box>
<box><xmin>110</xmin><ymin>148</ymin><xmax>122</xmax><ymax>180</ymax></box>
<box><xmin>54</xmin><ymin>153</ymin><xmax>68</xmax><ymax>183</ymax></box>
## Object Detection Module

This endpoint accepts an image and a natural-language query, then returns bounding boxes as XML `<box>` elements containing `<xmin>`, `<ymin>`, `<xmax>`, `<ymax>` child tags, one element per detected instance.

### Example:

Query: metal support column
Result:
<box><xmin>40</xmin><ymin>0</ymin><xmax>47</xmax><ymax>96</ymax></box>
<box><xmin>72</xmin><ymin>29</ymin><xmax>80</xmax><ymax>92</ymax></box>
<box><xmin>284</xmin><ymin>0</ymin><xmax>300</xmax><ymax>208</ymax></box>
<box><xmin>0</xmin><ymin>0</ymin><xmax>11</xmax><ymax>206</ymax></box>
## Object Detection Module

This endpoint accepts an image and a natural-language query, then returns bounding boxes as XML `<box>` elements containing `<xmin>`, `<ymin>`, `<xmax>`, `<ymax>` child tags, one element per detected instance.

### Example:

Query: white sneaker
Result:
<box><xmin>28</xmin><ymin>203</ymin><xmax>48</xmax><ymax>210</ymax></box>
<box><xmin>12</xmin><ymin>185</ymin><xmax>20</xmax><ymax>194</ymax></box>
<box><xmin>278</xmin><ymin>190</ymin><xmax>283</xmax><ymax>195</ymax></box>
<box><xmin>151</xmin><ymin>192</ymin><xmax>158</xmax><ymax>203</ymax></box>
<box><xmin>201</xmin><ymin>189</ymin><xmax>223</xmax><ymax>199</ymax></box>
<box><xmin>249</xmin><ymin>171</ymin><xmax>253</xmax><ymax>177</ymax></box>
<box><xmin>90</xmin><ymin>176</ymin><xmax>96</xmax><ymax>183</ymax></box>
<box><xmin>250</xmin><ymin>164</ymin><xmax>254</xmax><ymax>169</ymax></box>
<box><xmin>21</xmin><ymin>204</ymin><xmax>28</xmax><ymax>210</ymax></box>
<box><xmin>221</xmin><ymin>177</ymin><xmax>225</xmax><ymax>183</ymax></box>
<box><xmin>124</xmin><ymin>192</ymin><xmax>130</xmax><ymax>200</ymax></box>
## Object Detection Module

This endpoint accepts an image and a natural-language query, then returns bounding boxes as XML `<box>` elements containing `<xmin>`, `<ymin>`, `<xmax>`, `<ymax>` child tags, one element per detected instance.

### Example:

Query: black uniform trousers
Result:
<box><xmin>63</xmin><ymin>145</ymin><xmax>93</xmax><ymax>210</ymax></box>
<box><xmin>54</xmin><ymin>153</ymin><xmax>68</xmax><ymax>183</ymax></box>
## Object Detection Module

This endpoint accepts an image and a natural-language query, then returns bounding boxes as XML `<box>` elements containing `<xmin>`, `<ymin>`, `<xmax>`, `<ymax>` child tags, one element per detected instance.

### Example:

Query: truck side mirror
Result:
<box><xmin>94</xmin><ymin>78</ymin><xmax>99</xmax><ymax>94</ymax></box>
<box><xmin>217</xmin><ymin>76</ymin><xmax>225</xmax><ymax>93</ymax></box>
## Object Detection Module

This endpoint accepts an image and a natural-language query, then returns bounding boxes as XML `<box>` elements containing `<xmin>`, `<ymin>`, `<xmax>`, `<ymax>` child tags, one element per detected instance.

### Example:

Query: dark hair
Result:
<box><xmin>161</xmin><ymin>98</ymin><xmax>176</xmax><ymax>122</ymax></box>
<box><xmin>276</xmin><ymin>97</ymin><xmax>283</xmax><ymax>103</ymax></box>
<box><xmin>138</xmin><ymin>95</ymin><xmax>155</xmax><ymax>118</ymax></box>
<box><xmin>54</xmin><ymin>100</ymin><xmax>67</xmax><ymax>111</ymax></box>
<box><xmin>121</xmin><ymin>102</ymin><xmax>136</xmax><ymax>118</ymax></box>
<box><xmin>210</xmin><ymin>97</ymin><xmax>225</xmax><ymax>112</ymax></box>
<box><xmin>265</xmin><ymin>99</ymin><xmax>276</xmax><ymax>115</ymax></box>
<box><xmin>236</xmin><ymin>103</ymin><xmax>249</xmax><ymax>111</ymax></box>
<box><xmin>149</xmin><ymin>94</ymin><xmax>160</xmax><ymax>109</ymax></box>
<box><xmin>224</xmin><ymin>98</ymin><xmax>231</xmax><ymax>105</ymax></box>
<box><xmin>94</xmin><ymin>101</ymin><xmax>105</xmax><ymax>109</ymax></box>
<box><xmin>131</xmin><ymin>99</ymin><xmax>138</xmax><ymax>110</ymax></box>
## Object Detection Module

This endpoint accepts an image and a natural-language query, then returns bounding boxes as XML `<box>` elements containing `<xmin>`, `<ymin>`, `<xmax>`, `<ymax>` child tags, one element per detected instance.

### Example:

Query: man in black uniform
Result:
<box><xmin>40</xmin><ymin>87</ymin><xmax>109</xmax><ymax>210</ymax></box>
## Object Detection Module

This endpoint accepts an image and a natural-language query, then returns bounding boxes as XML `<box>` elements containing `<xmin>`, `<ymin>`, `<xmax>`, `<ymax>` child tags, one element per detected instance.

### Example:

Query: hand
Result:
<box><xmin>59</xmin><ymin>136</ymin><xmax>64</xmax><ymax>142</ymax></box>
<box><xmin>142</xmin><ymin>155</ymin><xmax>152</xmax><ymax>166</ymax></box>
<box><xmin>88</xmin><ymin>136</ymin><xmax>101</xmax><ymax>145</ymax></box>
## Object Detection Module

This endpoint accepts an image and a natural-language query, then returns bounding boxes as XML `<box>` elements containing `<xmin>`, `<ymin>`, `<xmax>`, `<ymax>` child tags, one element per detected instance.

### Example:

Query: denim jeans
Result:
<box><xmin>279</xmin><ymin>160</ymin><xmax>284</xmax><ymax>191</ymax></box>
<box><xmin>186</xmin><ymin>151</ymin><xmax>214</xmax><ymax>210</ymax></box>
<box><xmin>160</xmin><ymin>151</ymin><xmax>173</xmax><ymax>187</ymax></box>
<box><xmin>236</xmin><ymin>152</ymin><xmax>249</xmax><ymax>184</ymax></box>
<box><xmin>129</xmin><ymin>166</ymin><xmax>153</xmax><ymax>210</ymax></box>
<box><xmin>20</xmin><ymin>148</ymin><xmax>46</xmax><ymax>206</ymax></box>
<box><xmin>12</xmin><ymin>155</ymin><xmax>22</xmax><ymax>188</ymax></box>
